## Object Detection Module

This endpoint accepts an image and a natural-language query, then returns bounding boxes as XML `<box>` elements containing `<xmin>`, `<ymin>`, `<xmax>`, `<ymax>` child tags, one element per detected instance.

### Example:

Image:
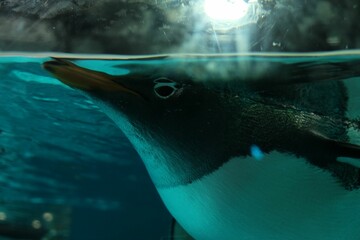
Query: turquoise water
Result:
<box><xmin>0</xmin><ymin>54</ymin><xmax>172</xmax><ymax>240</ymax></box>
<box><xmin>1</xmin><ymin>51</ymin><xmax>360</xmax><ymax>239</ymax></box>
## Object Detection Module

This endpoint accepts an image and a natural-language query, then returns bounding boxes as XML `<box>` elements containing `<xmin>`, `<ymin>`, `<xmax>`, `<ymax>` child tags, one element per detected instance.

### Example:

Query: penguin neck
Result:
<box><xmin>92</xmin><ymin>92</ymin><xmax>314</xmax><ymax>189</ymax></box>
<box><xmin>90</xmin><ymin>93</ymin><xmax>285</xmax><ymax>188</ymax></box>
<box><xmin>90</xmin><ymin>99</ymin><xmax>193</xmax><ymax>188</ymax></box>
<box><xmin>91</xmin><ymin>94</ymin><xmax>248</xmax><ymax>188</ymax></box>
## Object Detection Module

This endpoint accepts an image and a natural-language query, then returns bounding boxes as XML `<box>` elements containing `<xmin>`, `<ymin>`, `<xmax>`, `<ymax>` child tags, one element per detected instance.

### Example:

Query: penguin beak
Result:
<box><xmin>43</xmin><ymin>58</ymin><xmax>142</xmax><ymax>97</ymax></box>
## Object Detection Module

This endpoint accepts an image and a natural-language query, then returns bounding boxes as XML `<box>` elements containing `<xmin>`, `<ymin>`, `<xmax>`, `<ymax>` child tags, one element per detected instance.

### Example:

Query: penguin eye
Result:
<box><xmin>154</xmin><ymin>78</ymin><xmax>175</xmax><ymax>84</ymax></box>
<box><xmin>153</xmin><ymin>78</ymin><xmax>180</xmax><ymax>99</ymax></box>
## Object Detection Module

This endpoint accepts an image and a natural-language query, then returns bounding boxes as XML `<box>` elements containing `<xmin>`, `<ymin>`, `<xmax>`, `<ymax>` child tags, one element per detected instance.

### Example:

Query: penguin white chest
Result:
<box><xmin>158</xmin><ymin>152</ymin><xmax>360</xmax><ymax>240</ymax></box>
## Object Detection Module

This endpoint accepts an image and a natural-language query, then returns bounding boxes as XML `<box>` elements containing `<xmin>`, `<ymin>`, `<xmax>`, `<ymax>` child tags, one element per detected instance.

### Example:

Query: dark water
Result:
<box><xmin>1</xmin><ymin>51</ymin><xmax>360</xmax><ymax>239</ymax></box>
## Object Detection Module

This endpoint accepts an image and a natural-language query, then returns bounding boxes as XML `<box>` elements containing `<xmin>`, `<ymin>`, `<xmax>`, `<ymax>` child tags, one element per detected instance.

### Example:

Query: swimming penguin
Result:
<box><xmin>43</xmin><ymin>55</ymin><xmax>360</xmax><ymax>240</ymax></box>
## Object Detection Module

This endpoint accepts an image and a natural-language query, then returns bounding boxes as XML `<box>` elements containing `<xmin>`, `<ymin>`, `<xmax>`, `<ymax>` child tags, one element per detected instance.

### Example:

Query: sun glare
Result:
<box><xmin>204</xmin><ymin>0</ymin><xmax>249</xmax><ymax>21</ymax></box>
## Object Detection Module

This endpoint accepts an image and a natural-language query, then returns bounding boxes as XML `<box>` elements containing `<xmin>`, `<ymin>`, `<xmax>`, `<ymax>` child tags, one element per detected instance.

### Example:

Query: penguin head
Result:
<box><xmin>43</xmin><ymin>58</ymin><xmax>229</xmax><ymax>127</ymax></box>
<box><xmin>43</xmin><ymin>58</ymin><xmax>243</xmax><ymax>186</ymax></box>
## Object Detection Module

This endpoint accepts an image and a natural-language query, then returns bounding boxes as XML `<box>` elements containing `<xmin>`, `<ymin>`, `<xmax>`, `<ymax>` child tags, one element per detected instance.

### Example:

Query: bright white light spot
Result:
<box><xmin>204</xmin><ymin>0</ymin><xmax>249</xmax><ymax>21</ymax></box>
<box><xmin>43</xmin><ymin>212</ymin><xmax>54</xmax><ymax>222</ymax></box>
<box><xmin>0</xmin><ymin>212</ymin><xmax>6</xmax><ymax>221</ymax></box>
<box><xmin>32</xmin><ymin>220</ymin><xmax>42</xmax><ymax>229</ymax></box>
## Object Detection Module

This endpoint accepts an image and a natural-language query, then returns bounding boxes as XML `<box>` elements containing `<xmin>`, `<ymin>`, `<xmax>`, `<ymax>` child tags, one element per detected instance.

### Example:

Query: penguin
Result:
<box><xmin>43</xmin><ymin>56</ymin><xmax>360</xmax><ymax>240</ymax></box>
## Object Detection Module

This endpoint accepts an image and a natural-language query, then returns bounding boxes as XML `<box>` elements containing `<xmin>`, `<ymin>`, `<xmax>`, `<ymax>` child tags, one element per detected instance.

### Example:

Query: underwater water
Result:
<box><xmin>1</xmin><ymin>50</ymin><xmax>360</xmax><ymax>240</ymax></box>
<box><xmin>0</xmin><ymin>54</ymin><xmax>172</xmax><ymax>240</ymax></box>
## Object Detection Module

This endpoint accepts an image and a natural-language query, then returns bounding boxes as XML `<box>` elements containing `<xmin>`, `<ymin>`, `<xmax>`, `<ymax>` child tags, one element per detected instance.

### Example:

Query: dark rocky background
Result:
<box><xmin>0</xmin><ymin>0</ymin><xmax>359</xmax><ymax>54</ymax></box>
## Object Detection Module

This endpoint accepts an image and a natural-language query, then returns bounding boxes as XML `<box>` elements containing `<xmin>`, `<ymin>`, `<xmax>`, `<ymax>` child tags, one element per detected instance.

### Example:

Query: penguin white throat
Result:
<box><xmin>159</xmin><ymin>152</ymin><xmax>360</xmax><ymax>240</ymax></box>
